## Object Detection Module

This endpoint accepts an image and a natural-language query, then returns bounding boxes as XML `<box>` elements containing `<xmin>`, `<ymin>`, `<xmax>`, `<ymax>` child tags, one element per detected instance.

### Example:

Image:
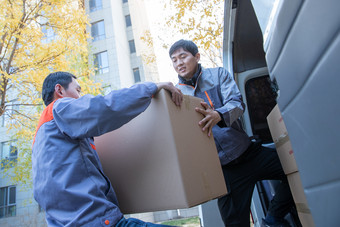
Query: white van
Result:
<box><xmin>200</xmin><ymin>0</ymin><xmax>340</xmax><ymax>226</ymax></box>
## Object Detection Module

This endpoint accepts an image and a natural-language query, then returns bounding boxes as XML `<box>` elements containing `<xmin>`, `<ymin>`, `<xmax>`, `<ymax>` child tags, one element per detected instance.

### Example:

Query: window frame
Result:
<box><xmin>94</xmin><ymin>51</ymin><xmax>110</xmax><ymax>74</ymax></box>
<box><xmin>129</xmin><ymin>40</ymin><xmax>136</xmax><ymax>54</ymax></box>
<box><xmin>133</xmin><ymin>68</ymin><xmax>141</xmax><ymax>83</ymax></box>
<box><xmin>90</xmin><ymin>0</ymin><xmax>103</xmax><ymax>12</ymax></box>
<box><xmin>1</xmin><ymin>140</ymin><xmax>18</xmax><ymax>170</ymax></box>
<box><xmin>244</xmin><ymin>75</ymin><xmax>277</xmax><ymax>143</ymax></box>
<box><xmin>0</xmin><ymin>186</ymin><xmax>16</xmax><ymax>219</ymax></box>
<box><xmin>1</xmin><ymin>100</ymin><xmax>19</xmax><ymax>127</ymax></box>
<box><xmin>91</xmin><ymin>20</ymin><xmax>106</xmax><ymax>41</ymax></box>
<box><xmin>125</xmin><ymin>15</ymin><xmax>132</xmax><ymax>27</ymax></box>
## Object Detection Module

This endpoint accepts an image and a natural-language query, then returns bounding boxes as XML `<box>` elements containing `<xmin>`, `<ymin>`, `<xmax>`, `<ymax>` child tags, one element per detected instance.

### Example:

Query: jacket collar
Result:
<box><xmin>178</xmin><ymin>64</ymin><xmax>202</xmax><ymax>87</ymax></box>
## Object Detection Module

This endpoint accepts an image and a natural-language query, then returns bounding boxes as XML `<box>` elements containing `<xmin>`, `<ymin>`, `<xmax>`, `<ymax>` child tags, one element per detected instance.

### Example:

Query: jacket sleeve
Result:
<box><xmin>214</xmin><ymin>67</ymin><xmax>246</xmax><ymax>127</ymax></box>
<box><xmin>53</xmin><ymin>82</ymin><xmax>158</xmax><ymax>139</ymax></box>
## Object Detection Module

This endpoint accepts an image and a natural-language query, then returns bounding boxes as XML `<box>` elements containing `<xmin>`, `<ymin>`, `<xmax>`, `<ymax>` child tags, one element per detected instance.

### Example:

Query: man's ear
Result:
<box><xmin>54</xmin><ymin>84</ymin><xmax>64</xmax><ymax>98</ymax></box>
<box><xmin>195</xmin><ymin>52</ymin><xmax>200</xmax><ymax>62</ymax></box>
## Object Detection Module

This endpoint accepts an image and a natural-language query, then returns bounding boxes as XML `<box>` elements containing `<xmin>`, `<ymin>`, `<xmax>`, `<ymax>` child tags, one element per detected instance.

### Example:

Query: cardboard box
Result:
<box><xmin>267</xmin><ymin>104</ymin><xmax>298</xmax><ymax>174</ymax></box>
<box><xmin>287</xmin><ymin>172</ymin><xmax>315</xmax><ymax>227</ymax></box>
<box><xmin>95</xmin><ymin>89</ymin><xmax>227</xmax><ymax>214</ymax></box>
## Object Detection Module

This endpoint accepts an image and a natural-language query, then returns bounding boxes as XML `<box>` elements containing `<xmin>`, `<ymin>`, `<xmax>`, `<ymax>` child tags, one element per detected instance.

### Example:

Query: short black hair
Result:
<box><xmin>169</xmin><ymin>39</ymin><xmax>199</xmax><ymax>57</ymax></box>
<box><xmin>42</xmin><ymin>71</ymin><xmax>77</xmax><ymax>106</ymax></box>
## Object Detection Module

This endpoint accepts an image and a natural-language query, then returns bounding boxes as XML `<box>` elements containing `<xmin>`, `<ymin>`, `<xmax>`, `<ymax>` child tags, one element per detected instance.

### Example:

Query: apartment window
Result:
<box><xmin>91</xmin><ymin>20</ymin><xmax>105</xmax><ymax>41</ymax></box>
<box><xmin>94</xmin><ymin>51</ymin><xmax>109</xmax><ymax>74</ymax></box>
<box><xmin>129</xmin><ymin>40</ymin><xmax>136</xmax><ymax>54</ymax></box>
<box><xmin>1</xmin><ymin>141</ymin><xmax>18</xmax><ymax>170</ymax></box>
<box><xmin>125</xmin><ymin>15</ymin><xmax>131</xmax><ymax>27</ymax></box>
<box><xmin>0</xmin><ymin>186</ymin><xmax>16</xmax><ymax>218</ymax></box>
<box><xmin>1</xmin><ymin>100</ymin><xmax>18</xmax><ymax>127</ymax></box>
<box><xmin>1</xmin><ymin>115</ymin><xmax>4</xmax><ymax>128</ymax></box>
<box><xmin>103</xmin><ymin>86</ymin><xmax>112</xmax><ymax>95</ymax></box>
<box><xmin>133</xmin><ymin>68</ymin><xmax>141</xmax><ymax>83</ymax></box>
<box><xmin>245</xmin><ymin>75</ymin><xmax>277</xmax><ymax>143</ymax></box>
<box><xmin>90</xmin><ymin>0</ymin><xmax>102</xmax><ymax>12</ymax></box>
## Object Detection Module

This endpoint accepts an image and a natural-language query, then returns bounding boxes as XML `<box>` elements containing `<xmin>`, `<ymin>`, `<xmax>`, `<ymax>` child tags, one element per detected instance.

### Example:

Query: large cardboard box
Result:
<box><xmin>95</xmin><ymin>89</ymin><xmax>227</xmax><ymax>214</ymax></box>
<box><xmin>267</xmin><ymin>104</ymin><xmax>298</xmax><ymax>174</ymax></box>
<box><xmin>287</xmin><ymin>172</ymin><xmax>315</xmax><ymax>227</ymax></box>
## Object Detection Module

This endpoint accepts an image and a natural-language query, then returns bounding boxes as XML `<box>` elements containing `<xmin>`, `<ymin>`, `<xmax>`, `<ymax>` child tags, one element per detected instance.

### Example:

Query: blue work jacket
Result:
<box><xmin>177</xmin><ymin>66</ymin><xmax>251</xmax><ymax>165</ymax></box>
<box><xmin>32</xmin><ymin>82</ymin><xmax>158</xmax><ymax>226</ymax></box>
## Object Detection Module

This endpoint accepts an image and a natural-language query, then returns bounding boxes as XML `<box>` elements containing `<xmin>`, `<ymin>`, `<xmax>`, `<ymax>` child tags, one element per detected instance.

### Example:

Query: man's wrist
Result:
<box><xmin>216</xmin><ymin>110</ymin><xmax>227</xmax><ymax>127</ymax></box>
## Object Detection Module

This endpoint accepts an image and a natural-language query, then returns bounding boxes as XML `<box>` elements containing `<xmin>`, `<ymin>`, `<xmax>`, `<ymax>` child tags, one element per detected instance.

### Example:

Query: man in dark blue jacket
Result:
<box><xmin>32</xmin><ymin>71</ymin><xmax>182</xmax><ymax>227</ymax></box>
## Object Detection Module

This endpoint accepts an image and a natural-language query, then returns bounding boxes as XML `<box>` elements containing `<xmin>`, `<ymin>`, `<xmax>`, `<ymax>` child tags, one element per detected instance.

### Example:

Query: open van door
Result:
<box><xmin>218</xmin><ymin>0</ymin><xmax>340</xmax><ymax>226</ymax></box>
<box><xmin>200</xmin><ymin>1</ymin><xmax>286</xmax><ymax>226</ymax></box>
<box><xmin>223</xmin><ymin>0</ymin><xmax>292</xmax><ymax>226</ymax></box>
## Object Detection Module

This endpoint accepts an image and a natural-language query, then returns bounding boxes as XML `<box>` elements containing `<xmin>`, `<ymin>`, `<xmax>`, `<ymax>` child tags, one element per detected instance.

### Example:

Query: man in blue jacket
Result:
<box><xmin>169</xmin><ymin>40</ymin><xmax>295</xmax><ymax>227</ymax></box>
<box><xmin>32</xmin><ymin>71</ymin><xmax>182</xmax><ymax>227</ymax></box>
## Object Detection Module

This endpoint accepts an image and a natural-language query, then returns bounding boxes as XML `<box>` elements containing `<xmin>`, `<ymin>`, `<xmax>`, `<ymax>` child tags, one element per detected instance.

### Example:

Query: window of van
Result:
<box><xmin>245</xmin><ymin>75</ymin><xmax>277</xmax><ymax>143</ymax></box>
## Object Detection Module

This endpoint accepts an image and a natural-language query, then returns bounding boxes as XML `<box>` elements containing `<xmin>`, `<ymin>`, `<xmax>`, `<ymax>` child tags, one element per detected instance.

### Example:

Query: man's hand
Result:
<box><xmin>156</xmin><ymin>82</ymin><xmax>183</xmax><ymax>106</ymax></box>
<box><xmin>195</xmin><ymin>101</ymin><xmax>221</xmax><ymax>137</ymax></box>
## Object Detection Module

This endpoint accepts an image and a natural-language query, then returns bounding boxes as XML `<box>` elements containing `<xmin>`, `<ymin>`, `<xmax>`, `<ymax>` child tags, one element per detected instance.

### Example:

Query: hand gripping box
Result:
<box><xmin>95</xmin><ymin>89</ymin><xmax>227</xmax><ymax>214</ymax></box>
<box><xmin>267</xmin><ymin>104</ymin><xmax>298</xmax><ymax>174</ymax></box>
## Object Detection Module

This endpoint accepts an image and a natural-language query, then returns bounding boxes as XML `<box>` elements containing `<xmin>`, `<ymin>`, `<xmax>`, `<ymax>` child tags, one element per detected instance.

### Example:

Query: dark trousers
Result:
<box><xmin>217</xmin><ymin>142</ymin><xmax>295</xmax><ymax>227</ymax></box>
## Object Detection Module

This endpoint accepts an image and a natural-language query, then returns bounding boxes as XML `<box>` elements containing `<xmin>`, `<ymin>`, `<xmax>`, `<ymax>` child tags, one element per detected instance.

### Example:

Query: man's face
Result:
<box><xmin>171</xmin><ymin>47</ymin><xmax>200</xmax><ymax>80</ymax></box>
<box><xmin>63</xmin><ymin>78</ymin><xmax>81</xmax><ymax>99</ymax></box>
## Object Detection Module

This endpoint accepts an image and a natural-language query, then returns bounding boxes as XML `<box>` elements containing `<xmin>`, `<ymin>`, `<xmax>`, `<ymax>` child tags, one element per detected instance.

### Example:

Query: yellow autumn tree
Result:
<box><xmin>166</xmin><ymin>0</ymin><xmax>224</xmax><ymax>66</ymax></box>
<box><xmin>0</xmin><ymin>0</ymin><xmax>101</xmax><ymax>186</ymax></box>
<box><xmin>140</xmin><ymin>30</ymin><xmax>157</xmax><ymax>65</ymax></box>
<box><xmin>141</xmin><ymin>0</ymin><xmax>224</xmax><ymax>68</ymax></box>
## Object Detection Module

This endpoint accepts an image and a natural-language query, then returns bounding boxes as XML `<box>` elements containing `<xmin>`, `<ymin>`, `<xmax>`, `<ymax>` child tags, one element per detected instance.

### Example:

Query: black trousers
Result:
<box><xmin>217</xmin><ymin>142</ymin><xmax>295</xmax><ymax>227</ymax></box>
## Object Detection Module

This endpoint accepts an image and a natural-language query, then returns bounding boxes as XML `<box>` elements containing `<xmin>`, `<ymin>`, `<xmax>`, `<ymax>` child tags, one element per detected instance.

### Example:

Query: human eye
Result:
<box><xmin>180</xmin><ymin>54</ymin><xmax>187</xmax><ymax>59</ymax></box>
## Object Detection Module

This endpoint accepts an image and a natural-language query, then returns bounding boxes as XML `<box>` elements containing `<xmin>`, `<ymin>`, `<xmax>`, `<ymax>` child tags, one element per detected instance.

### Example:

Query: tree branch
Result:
<box><xmin>8</xmin><ymin>103</ymin><xmax>43</xmax><ymax>107</ymax></box>
<box><xmin>12</xmin><ymin>109</ymin><xmax>38</xmax><ymax>122</ymax></box>
<box><xmin>0</xmin><ymin>73</ymin><xmax>8</xmax><ymax>116</ymax></box>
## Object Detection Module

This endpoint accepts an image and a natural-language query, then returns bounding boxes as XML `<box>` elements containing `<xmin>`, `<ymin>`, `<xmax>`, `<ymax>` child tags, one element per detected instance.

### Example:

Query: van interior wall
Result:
<box><xmin>232</xmin><ymin>0</ymin><xmax>267</xmax><ymax>73</ymax></box>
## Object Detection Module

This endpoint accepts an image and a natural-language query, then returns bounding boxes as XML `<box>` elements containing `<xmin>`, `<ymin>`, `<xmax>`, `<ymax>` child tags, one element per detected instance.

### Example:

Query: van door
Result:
<box><xmin>223</xmin><ymin>0</ymin><xmax>300</xmax><ymax>226</ymax></box>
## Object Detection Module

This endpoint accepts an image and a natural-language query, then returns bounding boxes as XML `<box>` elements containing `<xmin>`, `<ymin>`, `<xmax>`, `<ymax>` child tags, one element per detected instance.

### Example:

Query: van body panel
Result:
<box><xmin>282</xmin><ymin>34</ymin><xmax>340</xmax><ymax>226</ymax></box>
<box><xmin>267</xmin><ymin>0</ymin><xmax>340</xmax><ymax>110</ymax></box>
<box><xmin>265</xmin><ymin>0</ymin><xmax>303</xmax><ymax>71</ymax></box>
<box><xmin>203</xmin><ymin>0</ymin><xmax>340</xmax><ymax>226</ymax></box>
<box><xmin>264</xmin><ymin>0</ymin><xmax>340</xmax><ymax>226</ymax></box>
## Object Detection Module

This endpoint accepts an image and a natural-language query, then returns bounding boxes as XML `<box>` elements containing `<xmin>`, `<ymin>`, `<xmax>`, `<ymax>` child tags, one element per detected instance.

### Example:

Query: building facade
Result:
<box><xmin>0</xmin><ymin>0</ymin><xmax>198</xmax><ymax>226</ymax></box>
<box><xmin>0</xmin><ymin>92</ymin><xmax>46</xmax><ymax>226</ymax></box>
<box><xmin>87</xmin><ymin>0</ymin><xmax>160</xmax><ymax>92</ymax></box>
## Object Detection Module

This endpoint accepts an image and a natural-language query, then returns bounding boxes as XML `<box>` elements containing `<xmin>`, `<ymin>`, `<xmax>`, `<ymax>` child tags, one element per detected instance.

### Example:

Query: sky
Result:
<box><xmin>142</xmin><ymin>0</ymin><xmax>278</xmax><ymax>83</ymax></box>
<box><xmin>143</xmin><ymin>0</ymin><xmax>199</xmax><ymax>83</ymax></box>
